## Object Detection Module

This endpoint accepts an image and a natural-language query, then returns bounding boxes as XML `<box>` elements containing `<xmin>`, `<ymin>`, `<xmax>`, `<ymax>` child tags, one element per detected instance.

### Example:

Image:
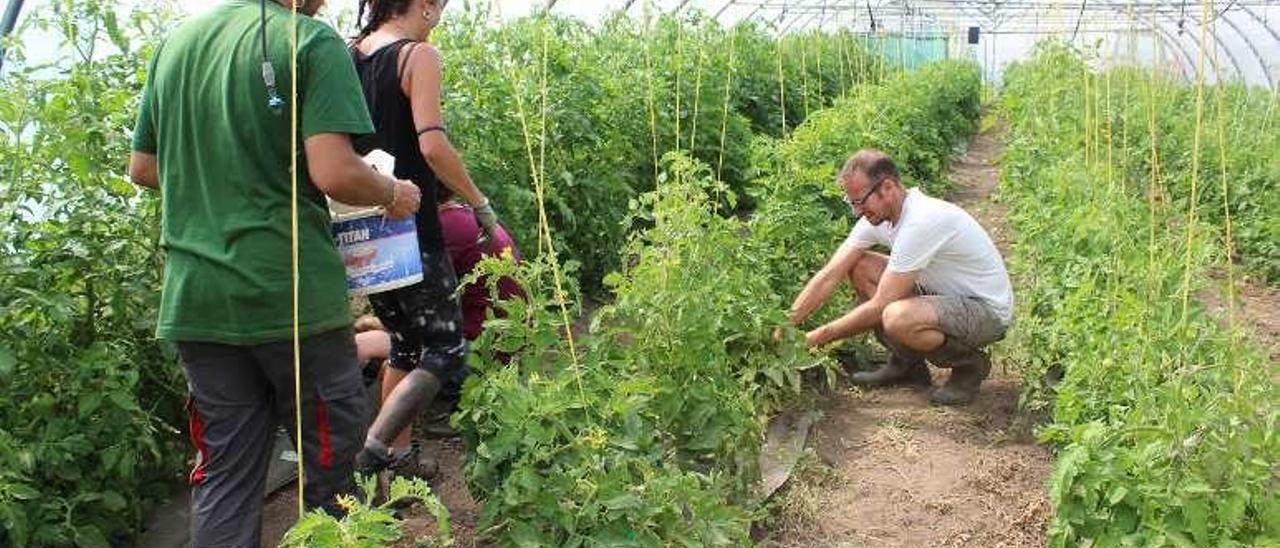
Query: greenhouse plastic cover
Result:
<box><xmin>7</xmin><ymin>0</ymin><xmax>1280</xmax><ymax>88</ymax></box>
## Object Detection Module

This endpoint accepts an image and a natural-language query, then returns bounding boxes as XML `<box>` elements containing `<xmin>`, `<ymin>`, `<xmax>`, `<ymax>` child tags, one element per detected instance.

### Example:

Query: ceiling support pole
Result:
<box><xmin>0</xmin><ymin>0</ymin><xmax>27</xmax><ymax>74</ymax></box>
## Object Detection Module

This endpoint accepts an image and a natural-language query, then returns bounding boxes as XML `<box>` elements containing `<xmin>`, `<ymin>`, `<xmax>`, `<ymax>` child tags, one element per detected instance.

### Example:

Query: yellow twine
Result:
<box><xmin>776</xmin><ymin>31</ymin><xmax>787</xmax><ymax>133</ymax></box>
<box><xmin>1082</xmin><ymin>60</ymin><xmax>1091</xmax><ymax>169</ymax></box>
<box><xmin>689</xmin><ymin>47</ymin><xmax>705</xmax><ymax>153</ymax></box>
<box><xmin>536</xmin><ymin>11</ymin><xmax>584</xmax><ymax>396</ymax></box>
<box><xmin>1144</xmin><ymin>5</ymin><xmax>1164</xmax><ymax>320</ymax></box>
<box><xmin>288</xmin><ymin>0</ymin><xmax>304</xmax><ymax>519</ymax></box>
<box><xmin>813</xmin><ymin>28</ymin><xmax>823</xmax><ymax>100</ymax></box>
<box><xmin>675</xmin><ymin>15</ymin><xmax>683</xmax><ymax>152</ymax></box>
<box><xmin>1208</xmin><ymin>5</ymin><xmax>1238</xmax><ymax>380</ymax></box>
<box><xmin>492</xmin><ymin>0</ymin><xmax>585</xmax><ymax>402</ymax></box>
<box><xmin>716</xmin><ymin>24</ymin><xmax>739</xmax><ymax>184</ymax></box>
<box><xmin>799</xmin><ymin>33</ymin><xmax>811</xmax><ymax>119</ymax></box>
<box><xmin>1178</xmin><ymin>0</ymin><xmax>1209</xmax><ymax>330</ymax></box>
<box><xmin>1105</xmin><ymin>56</ymin><xmax>1114</xmax><ymax>192</ymax></box>
<box><xmin>643</xmin><ymin>2</ymin><xmax>659</xmax><ymax>182</ymax></box>
<box><xmin>835</xmin><ymin>28</ymin><xmax>849</xmax><ymax>94</ymax></box>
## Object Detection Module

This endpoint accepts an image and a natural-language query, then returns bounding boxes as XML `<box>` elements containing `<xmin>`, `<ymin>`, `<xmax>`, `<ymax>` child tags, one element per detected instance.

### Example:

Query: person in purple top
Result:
<box><xmin>437</xmin><ymin>189</ymin><xmax>526</xmax><ymax>341</ymax></box>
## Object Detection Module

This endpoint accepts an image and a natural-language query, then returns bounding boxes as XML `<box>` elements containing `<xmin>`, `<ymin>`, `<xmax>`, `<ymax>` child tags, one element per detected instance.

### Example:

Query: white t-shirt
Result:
<box><xmin>845</xmin><ymin>188</ymin><xmax>1014</xmax><ymax>324</ymax></box>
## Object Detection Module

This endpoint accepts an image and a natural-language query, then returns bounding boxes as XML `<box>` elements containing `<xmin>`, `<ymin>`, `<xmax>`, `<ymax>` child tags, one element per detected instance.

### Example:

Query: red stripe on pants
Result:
<box><xmin>186</xmin><ymin>397</ymin><xmax>209</xmax><ymax>485</ymax></box>
<box><xmin>316</xmin><ymin>398</ymin><xmax>333</xmax><ymax>468</ymax></box>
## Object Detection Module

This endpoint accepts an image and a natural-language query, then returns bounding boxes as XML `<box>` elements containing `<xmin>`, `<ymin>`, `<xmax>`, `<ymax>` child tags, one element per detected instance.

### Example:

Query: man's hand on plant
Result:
<box><xmin>805</xmin><ymin>326</ymin><xmax>830</xmax><ymax>348</ymax></box>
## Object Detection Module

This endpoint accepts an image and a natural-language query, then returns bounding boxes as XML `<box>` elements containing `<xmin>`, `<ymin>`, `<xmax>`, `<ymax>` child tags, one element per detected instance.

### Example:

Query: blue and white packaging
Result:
<box><xmin>329</xmin><ymin>149</ymin><xmax>423</xmax><ymax>296</ymax></box>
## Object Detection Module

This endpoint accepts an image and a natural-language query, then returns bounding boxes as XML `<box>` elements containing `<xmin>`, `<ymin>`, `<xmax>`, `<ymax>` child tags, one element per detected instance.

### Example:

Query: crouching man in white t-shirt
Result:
<box><xmin>789</xmin><ymin>149</ymin><xmax>1013</xmax><ymax>405</ymax></box>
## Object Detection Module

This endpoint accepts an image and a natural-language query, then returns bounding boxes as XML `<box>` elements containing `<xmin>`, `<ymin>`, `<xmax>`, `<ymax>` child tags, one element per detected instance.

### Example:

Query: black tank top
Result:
<box><xmin>350</xmin><ymin>38</ymin><xmax>444</xmax><ymax>253</ymax></box>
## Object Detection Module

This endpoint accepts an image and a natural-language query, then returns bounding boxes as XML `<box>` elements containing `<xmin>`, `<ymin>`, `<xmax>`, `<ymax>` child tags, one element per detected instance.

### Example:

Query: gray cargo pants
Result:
<box><xmin>177</xmin><ymin>327</ymin><xmax>367</xmax><ymax>548</ymax></box>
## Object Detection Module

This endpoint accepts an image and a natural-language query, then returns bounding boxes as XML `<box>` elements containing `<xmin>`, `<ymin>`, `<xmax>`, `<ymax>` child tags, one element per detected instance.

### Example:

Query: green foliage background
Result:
<box><xmin>10</xmin><ymin>1</ymin><xmax>1276</xmax><ymax>545</ymax></box>
<box><xmin>436</xmin><ymin>8</ymin><xmax>884</xmax><ymax>293</ymax></box>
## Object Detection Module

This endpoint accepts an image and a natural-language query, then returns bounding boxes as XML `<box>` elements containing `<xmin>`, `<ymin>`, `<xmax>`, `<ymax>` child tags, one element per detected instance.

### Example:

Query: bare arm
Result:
<box><xmin>355</xmin><ymin>330</ymin><xmax>391</xmax><ymax>364</ymax></box>
<box><xmin>790</xmin><ymin>238</ymin><xmax>867</xmax><ymax>325</ymax></box>
<box><xmin>128</xmin><ymin>152</ymin><xmax>159</xmax><ymax>189</ymax></box>
<box><xmin>305</xmin><ymin>132</ymin><xmax>420</xmax><ymax>218</ymax></box>
<box><xmin>806</xmin><ymin>269</ymin><xmax>917</xmax><ymax>347</ymax></box>
<box><xmin>403</xmin><ymin>45</ymin><xmax>486</xmax><ymax>206</ymax></box>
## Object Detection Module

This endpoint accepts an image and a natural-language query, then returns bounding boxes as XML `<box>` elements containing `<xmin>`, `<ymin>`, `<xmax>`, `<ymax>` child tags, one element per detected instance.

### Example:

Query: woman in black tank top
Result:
<box><xmin>348</xmin><ymin>0</ymin><xmax>497</xmax><ymax>476</ymax></box>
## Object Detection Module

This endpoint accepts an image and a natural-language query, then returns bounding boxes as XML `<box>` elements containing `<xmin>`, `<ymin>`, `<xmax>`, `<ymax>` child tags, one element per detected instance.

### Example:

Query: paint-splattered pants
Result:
<box><xmin>367</xmin><ymin>249</ymin><xmax>467</xmax><ymax>378</ymax></box>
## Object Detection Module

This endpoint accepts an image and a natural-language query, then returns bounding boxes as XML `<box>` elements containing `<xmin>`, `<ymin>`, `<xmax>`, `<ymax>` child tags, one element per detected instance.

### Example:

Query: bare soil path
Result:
<box><xmin>1199</xmin><ymin>273</ymin><xmax>1280</xmax><ymax>367</ymax></box>
<box><xmin>764</xmin><ymin>116</ymin><xmax>1053</xmax><ymax>548</ymax></box>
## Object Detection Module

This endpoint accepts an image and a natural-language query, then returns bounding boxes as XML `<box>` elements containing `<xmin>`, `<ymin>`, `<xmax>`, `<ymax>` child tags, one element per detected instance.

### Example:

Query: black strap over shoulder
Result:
<box><xmin>396</xmin><ymin>41</ymin><xmax>420</xmax><ymax>83</ymax></box>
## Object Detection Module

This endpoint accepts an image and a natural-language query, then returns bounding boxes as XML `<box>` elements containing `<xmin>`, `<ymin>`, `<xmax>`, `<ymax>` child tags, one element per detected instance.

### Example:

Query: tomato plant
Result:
<box><xmin>0</xmin><ymin>1</ymin><xmax>187</xmax><ymax>545</ymax></box>
<box><xmin>436</xmin><ymin>9</ymin><xmax>877</xmax><ymax>293</ymax></box>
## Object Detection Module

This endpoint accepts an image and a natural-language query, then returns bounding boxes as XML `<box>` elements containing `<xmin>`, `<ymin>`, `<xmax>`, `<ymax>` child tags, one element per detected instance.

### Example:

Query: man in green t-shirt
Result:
<box><xmin>128</xmin><ymin>1</ymin><xmax>420</xmax><ymax>545</ymax></box>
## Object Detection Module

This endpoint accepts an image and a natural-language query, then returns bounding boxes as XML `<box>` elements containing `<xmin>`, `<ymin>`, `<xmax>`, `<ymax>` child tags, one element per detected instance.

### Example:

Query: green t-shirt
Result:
<box><xmin>132</xmin><ymin>1</ymin><xmax>373</xmax><ymax>344</ymax></box>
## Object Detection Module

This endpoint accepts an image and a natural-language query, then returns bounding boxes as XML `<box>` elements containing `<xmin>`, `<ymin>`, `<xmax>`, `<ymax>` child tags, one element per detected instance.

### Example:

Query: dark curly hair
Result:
<box><xmin>355</xmin><ymin>0</ymin><xmax>450</xmax><ymax>40</ymax></box>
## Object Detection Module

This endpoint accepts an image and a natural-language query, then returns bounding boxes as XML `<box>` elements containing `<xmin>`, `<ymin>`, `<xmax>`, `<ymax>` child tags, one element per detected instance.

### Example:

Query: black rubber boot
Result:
<box><xmin>387</xmin><ymin>440</ymin><xmax>438</xmax><ymax>481</ymax></box>
<box><xmin>850</xmin><ymin>330</ymin><xmax>932</xmax><ymax>388</ymax></box>
<box><xmin>354</xmin><ymin>443</ymin><xmax>392</xmax><ymax>475</ymax></box>
<box><xmin>927</xmin><ymin>337</ymin><xmax>991</xmax><ymax>406</ymax></box>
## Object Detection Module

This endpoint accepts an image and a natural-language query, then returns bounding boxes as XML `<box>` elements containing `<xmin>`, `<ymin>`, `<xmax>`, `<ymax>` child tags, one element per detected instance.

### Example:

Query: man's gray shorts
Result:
<box><xmin>177</xmin><ymin>327</ymin><xmax>367</xmax><ymax>548</ymax></box>
<box><xmin>918</xmin><ymin>295</ymin><xmax>1008</xmax><ymax>350</ymax></box>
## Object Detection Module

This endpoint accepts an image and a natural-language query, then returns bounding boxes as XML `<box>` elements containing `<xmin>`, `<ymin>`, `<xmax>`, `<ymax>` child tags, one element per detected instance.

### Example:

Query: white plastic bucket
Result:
<box><xmin>331</xmin><ymin>208</ymin><xmax>423</xmax><ymax>296</ymax></box>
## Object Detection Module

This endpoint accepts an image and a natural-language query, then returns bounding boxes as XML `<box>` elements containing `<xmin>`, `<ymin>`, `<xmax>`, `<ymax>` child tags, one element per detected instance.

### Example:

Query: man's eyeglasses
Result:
<box><xmin>842</xmin><ymin>177</ymin><xmax>885</xmax><ymax>212</ymax></box>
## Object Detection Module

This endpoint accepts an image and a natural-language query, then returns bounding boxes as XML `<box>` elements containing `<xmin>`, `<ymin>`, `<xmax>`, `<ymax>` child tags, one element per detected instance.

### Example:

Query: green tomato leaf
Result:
<box><xmin>73</xmin><ymin>524</ymin><xmax>110</xmax><ymax>548</ymax></box>
<box><xmin>8</xmin><ymin>483</ymin><xmax>40</xmax><ymax>500</ymax></box>
<box><xmin>0</xmin><ymin>345</ymin><xmax>14</xmax><ymax>379</ymax></box>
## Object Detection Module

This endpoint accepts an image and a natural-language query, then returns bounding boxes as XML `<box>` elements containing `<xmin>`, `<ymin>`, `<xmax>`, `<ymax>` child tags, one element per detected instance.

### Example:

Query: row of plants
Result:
<box><xmin>1000</xmin><ymin>43</ymin><xmax>1279</xmax><ymax>547</ymax></box>
<box><xmin>452</xmin><ymin>60</ymin><xmax>981</xmax><ymax>545</ymax></box>
<box><xmin>437</xmin><ymin>7</ymin><xmax>889</xmax><ymax>292</ymax></box>
<box><xmin>1067</xmin><ymin>49</ymin><xmax>1279</xmax><ymax>283</ymax></box>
